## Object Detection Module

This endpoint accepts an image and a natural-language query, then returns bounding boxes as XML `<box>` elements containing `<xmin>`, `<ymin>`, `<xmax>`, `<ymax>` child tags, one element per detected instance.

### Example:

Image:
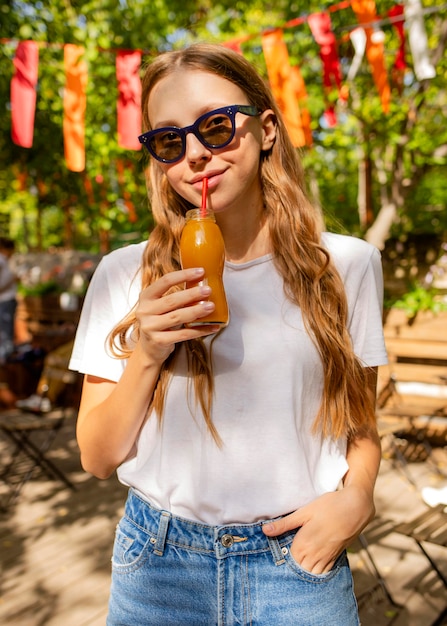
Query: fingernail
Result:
<box><xmin>202</xmin><ymin>301</ymin><xmax>215</xmax><ymax>312</ymax></box>
<box><xmin>263</xmin><ymin>523</ymin><xmax>274</xmax><ymax>533</ymax></box>
<box><xmin>193</xmin><ymin>267</ymin><xmax>205</xmax><ymax>276</ymax></box>
<box><xmin>199</xmin><ymin>285</ymin><xmax>212</xmax><ymax>296</ymax></box>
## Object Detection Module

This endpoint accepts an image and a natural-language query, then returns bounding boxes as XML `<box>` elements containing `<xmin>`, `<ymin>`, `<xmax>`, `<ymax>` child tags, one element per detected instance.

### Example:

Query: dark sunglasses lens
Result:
<box><xmin>198</xmin><ymin>112</ymin><xmax>233</xmax><ymax>147</ymax></box>
<box><xmin>150</xmin><ymin>130</ymin><xmax>183</xmax><ymax>162</ymax></box>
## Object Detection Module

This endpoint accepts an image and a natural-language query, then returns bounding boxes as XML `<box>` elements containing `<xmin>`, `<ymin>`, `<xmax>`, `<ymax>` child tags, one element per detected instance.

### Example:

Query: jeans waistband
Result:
<box><xmin>124</xmin><ymin>489</ymin><xmax>296</xmax><ymax>565</ymax></box>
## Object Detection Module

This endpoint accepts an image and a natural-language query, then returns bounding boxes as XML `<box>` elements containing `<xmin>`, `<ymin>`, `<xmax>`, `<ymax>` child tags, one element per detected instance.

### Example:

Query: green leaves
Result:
<box><xmin>0</xmin><ymin>0</ymin><xmax>445</xmax><ymax>252</ymax></box>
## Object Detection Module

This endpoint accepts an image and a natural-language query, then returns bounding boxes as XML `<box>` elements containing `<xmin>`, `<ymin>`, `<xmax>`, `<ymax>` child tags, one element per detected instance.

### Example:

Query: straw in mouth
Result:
<box><xmin>201</xmin><ymin>177</ymin><xmax>208</xmax><ymax>217</ymax></box>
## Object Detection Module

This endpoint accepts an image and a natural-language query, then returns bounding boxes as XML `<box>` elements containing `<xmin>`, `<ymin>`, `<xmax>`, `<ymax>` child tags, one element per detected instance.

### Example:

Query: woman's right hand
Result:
<box><xmin>77</xmin><ymin>266</ymin><xmax>219</xmax><ymax>478</ymax></box>
<box><xmin>136</xmin><ymin>267</ymin><xmax>219</xmax><ymax>364</ymax></box>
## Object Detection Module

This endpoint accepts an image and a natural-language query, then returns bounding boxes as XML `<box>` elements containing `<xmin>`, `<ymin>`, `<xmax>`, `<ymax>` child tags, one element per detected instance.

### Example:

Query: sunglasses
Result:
<box><xmin>138</xmin><ymin>104</ymin><xmax>259</xmax><ymax>163</ymax></box>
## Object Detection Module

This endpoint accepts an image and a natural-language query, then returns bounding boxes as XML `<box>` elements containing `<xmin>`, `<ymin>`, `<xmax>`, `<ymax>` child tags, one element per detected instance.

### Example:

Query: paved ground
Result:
<box><xmin>1</xmin><ymin>415</ymin><xmax>447</xmax><ymax>626</ymax></box>
<box><xmin>351</xmin><ymin>438</ymin><xmax>447</xmax><ymax>626</ymax></box>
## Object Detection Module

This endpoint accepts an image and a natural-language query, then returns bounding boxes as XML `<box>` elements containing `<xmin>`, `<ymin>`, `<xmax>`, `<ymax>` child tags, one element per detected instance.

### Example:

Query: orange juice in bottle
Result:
<box><xmin>180</xmin><ymin>208</ymin><xmax>229</xmax><ymax>328</ymax></box>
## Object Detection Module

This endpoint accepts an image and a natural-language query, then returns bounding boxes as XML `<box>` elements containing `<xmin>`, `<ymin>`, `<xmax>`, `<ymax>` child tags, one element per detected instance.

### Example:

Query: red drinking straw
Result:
<box><xmin>201</xmin><ymin>177</ymin><xmax>208</xmax><ymax>217</ymax></box>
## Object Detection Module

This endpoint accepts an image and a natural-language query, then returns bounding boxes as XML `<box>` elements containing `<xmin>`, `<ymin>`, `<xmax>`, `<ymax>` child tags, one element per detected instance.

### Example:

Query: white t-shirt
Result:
<box><xmin>70</xmin><ymin>232</ymin><xmax>388</xmax><ymax>525</ymax></box>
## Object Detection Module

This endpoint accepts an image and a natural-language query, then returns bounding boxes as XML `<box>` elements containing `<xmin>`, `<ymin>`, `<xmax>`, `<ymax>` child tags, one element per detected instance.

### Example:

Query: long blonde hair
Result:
<box><xmin>110</xmin><ymin>43</ymin><xmax>376</xmax><ymax>441</ymax></box>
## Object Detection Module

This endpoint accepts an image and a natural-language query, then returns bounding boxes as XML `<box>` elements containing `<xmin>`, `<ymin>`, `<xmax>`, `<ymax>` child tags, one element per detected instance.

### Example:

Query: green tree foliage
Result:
<box><xmin>0</xmin><ymin>0</ymin><xmax>446</xmax><ymax>252</ymax></box>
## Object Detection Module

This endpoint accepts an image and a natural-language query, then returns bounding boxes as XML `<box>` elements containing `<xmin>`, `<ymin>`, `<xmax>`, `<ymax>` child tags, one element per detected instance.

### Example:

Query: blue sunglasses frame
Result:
<box><xmin>138</xmin><ymin>104</ymin><xmax>259</xmax><ymax>163</ymax></box>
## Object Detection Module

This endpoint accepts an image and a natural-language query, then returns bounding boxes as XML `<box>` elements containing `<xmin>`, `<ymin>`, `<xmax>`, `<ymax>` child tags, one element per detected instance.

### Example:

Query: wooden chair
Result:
<box><xmin>377</xmin><ymin>355</ymin><xmax>447</xmax><ymax>485</ymax></box>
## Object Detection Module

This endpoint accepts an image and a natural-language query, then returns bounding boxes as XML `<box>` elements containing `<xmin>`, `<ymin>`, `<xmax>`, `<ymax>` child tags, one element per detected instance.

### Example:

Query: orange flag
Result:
<box><xmin>11</xmin><ymin>41</ymin><xmax>39</xmax><ymax>148</ymax></box>
<box><xmin>289</xmin><ymin>66</ymin><xmax>312</xmax><ymax>146</ymax></box>
<box><xmin>63</xmin><ymin>44</ymin><xmax>88</xmax><ymax>172</ymax></box>
<box><xmin>262</xmin><ymin>30</ymin><xmax>311</xmax><ymax>147</ymax></box>
<box><xmin>116</xmin><ymin>50</ymin><xmax>142</xmax><ymax>150</ymax></box>
<box><xmin>350</xmin><ymin>0</ymin><xmax>390</xmax><ymax>113</ymax></box>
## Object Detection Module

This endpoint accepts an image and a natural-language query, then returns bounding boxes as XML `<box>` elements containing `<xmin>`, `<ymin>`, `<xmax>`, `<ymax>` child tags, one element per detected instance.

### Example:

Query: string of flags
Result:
<box><xmin>4</xmin><ymin>0</ymin><xmax>439</xmax><ymax>172</ymax></box>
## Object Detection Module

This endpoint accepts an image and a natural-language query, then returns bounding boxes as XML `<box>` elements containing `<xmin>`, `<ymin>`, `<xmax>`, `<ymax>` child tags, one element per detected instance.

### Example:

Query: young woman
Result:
<box><xmin>70</xmin><ymin>42</ymin><xmax>388</xmax><ymax>625</ymax></box>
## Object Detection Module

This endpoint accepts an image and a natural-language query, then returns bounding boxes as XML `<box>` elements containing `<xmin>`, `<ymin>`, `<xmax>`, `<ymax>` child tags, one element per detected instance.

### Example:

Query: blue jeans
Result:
<box><xmin>107</xmin><ymin>489</ymin><xmax>359</xmax><ymax>625</ymax></box>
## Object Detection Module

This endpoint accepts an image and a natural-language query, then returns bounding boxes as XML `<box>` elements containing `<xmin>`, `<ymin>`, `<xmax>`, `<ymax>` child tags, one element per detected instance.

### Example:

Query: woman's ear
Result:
<box><xmin>260</xmin><ymin>109</ymin><xmax>277</xmax><ymax>151</ymax></box>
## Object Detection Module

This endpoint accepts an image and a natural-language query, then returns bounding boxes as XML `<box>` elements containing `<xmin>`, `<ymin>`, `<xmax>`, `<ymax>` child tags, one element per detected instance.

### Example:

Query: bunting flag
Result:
<box><xmin>3</xmin><ymin>0</ymin><xmax>442</xmax><ymax>159</ymax></box>
<box><xmin>262</xmin><ymin>30</ymin><xmax>311</xmax><ymax>147</ymax></box>
<box><xmin>289</xmin><ymin>66</ymin><xmax>313</xmax><ymax>146</ymax></box>
<box><xmin>222</xmin><ymin>40</ymin><xmax>244</xmax><ymax>54</ymax></box>
<box><xmin>116</xmin><ymin>50</ymin><xmax>142</xmax><ymax>150</ymax></box>
<box><xmin>350</xmin><ymin>0</ymin><xmax>391</xmax><ymax>113</ymax></box>
<box><xmin>389</xmin><ymin>4</ymin><xmax>406</xmax><ymax>72</ymax></box>
<box><xmin>63</xmin><ymin>44</ymin><xmax>88</xmax><ymax>172</ymax></box>
<box><xmin>307</xmin><ymin>12</ymin><xmax>343</xmax><ymax>127</ymax></box>
<box><xmin>388</xmin><ymin>4</ymin><xmax>406</xmax><ymax>91</ymax></box>
<box><xmin>404</xmin><ymin>0</ymin><xmax>436</xmax><ymax>80</ymax></box>
<box><xmin>10</xmin><ymin>40</ymin><xmax>39</xmax><ymax>148</ymax></box>
<box><xmin>347</xmin><ymin>27</ymin><xmax>367</xmax><ymax>82</ymax></box>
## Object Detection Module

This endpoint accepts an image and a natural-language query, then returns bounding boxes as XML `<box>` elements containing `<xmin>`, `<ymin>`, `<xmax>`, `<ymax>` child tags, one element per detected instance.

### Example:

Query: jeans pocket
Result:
<box><xmin>111</xmin><ymin>516</ymin><xmax>152</xmax><ymax>573</ymax></box>
<box><xmin>284</xmin><ymin>547</ymin><xmax>346</xmax><ymax>583</ymax></box>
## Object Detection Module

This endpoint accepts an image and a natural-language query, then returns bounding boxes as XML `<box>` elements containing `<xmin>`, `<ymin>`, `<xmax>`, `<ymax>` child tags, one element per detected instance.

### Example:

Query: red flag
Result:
<box><xmin>116</xmin><ymin>50</ymin><xmax>142</xmax><ymax>150</ymax></box>
<box><xmin>388</xmin><ymin>4</ymin><xmax>406</xmax><ymax>91</ymax></box>
<box><xmin>63</xmin><ymin>44</ymin><xmax>88</xmax><ymax>172</ymax></box>
<box><xmin>307</xmin><ymin>12</ymin><xmax>343</xmax><ymax>127</ymax></box>
<box><xmin>389</xmin><ymin>5</ymin><xmax>406</xmax><ymax>71</ymax></box>
<box><xmin>351</xmin><ymin>0</ymin><xmax>390</xmax><ymax>113</ymax></box>
<box><xmin>11</xmin><ymin>41</ymin><xmax>39</xmax><ymax>148</ymax></box>
<box><xmin>222</xmin><ymin>40</ymin><xmax>244</xmax><ymax>54</ymax></box>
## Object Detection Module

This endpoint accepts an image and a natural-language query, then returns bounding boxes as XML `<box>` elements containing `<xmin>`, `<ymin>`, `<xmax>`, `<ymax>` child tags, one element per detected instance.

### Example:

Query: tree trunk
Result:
<box><xmin>365</xmin><ymin>202</ymin><xmax>398</xmax><ymax>249</ymax></box>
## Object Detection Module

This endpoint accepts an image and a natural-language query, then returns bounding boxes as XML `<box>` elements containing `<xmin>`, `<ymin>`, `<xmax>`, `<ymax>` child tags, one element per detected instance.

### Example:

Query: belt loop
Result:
<box><xmin>153</xmin><ymin>510</ymin><xmax>171</xmax><ymax>556</ymax></box>
<box><xmin>266</xmin><ymin>535</ymin><xmax>286</xmax><ymax>566</ymax></box>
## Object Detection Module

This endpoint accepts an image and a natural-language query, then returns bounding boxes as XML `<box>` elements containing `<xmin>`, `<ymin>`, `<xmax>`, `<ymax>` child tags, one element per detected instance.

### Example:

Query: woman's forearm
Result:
<box><xmin>76</xmin><ymin>341</ymin><xmax>162</xmax><ymax>479</ymax></box>
<box><xmin>343</xmin><ymin>365</ymin><xmax>381</xmax><ymax>519</ymax></box>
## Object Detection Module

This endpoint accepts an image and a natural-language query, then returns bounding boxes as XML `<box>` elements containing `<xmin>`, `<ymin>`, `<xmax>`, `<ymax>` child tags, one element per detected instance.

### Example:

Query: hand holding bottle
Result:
<box><xmin>136</xmin><ymin>268</ymin><xmax>220</xmax><ymax>365</ymax></box>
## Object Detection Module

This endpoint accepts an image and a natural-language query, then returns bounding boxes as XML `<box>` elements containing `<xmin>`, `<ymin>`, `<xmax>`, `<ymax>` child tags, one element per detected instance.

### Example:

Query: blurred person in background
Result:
<box><xmin>0</xmin><ymin>237</ymin><xmax>18</xmax><ymax>365</ymax></box>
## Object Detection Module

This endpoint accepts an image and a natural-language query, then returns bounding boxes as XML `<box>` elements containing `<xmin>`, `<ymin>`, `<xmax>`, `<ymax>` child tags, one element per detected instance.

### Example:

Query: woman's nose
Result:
<box><xmin>185</xmin><ymin>132</ymin><xmax>212</xmax><ymax>163</ymax></box>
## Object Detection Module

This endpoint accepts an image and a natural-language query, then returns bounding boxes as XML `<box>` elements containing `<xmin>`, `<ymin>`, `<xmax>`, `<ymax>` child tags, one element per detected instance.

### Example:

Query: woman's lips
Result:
<box><xmin>191</xmin><ymin>171</ymin><xmax>225</xmax><ymax>191</ymax></box>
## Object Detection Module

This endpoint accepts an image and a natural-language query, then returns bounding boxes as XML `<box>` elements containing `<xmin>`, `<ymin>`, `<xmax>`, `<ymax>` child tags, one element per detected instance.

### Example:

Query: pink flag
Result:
<box><xmin>11</xmin><ymin>41</ymin><xmax>39</xmax><ymax>148</ymax></box>
<box><xmin>116</xmin><ymin>50</ymin><xmax>142</xmax><ymax>150</ymax></box>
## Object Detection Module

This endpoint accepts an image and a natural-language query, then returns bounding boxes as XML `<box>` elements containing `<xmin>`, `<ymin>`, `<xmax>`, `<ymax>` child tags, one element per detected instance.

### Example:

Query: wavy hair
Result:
<box><xmin>109</xmin><ymin>43</ymin><xmax>376</xmax><ymax>442</ymax></box>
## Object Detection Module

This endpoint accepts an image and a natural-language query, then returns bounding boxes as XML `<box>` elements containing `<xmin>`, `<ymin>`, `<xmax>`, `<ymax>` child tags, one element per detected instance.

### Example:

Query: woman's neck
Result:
<box><xmin>217</xmin><ymin>209</ymin><xmax>271</xmax><ymax>264</ymax></box>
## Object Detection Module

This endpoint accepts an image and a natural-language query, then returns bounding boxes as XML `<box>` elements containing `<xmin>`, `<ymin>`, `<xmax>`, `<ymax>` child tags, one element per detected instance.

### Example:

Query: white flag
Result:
<box><xmin>404</xmin><ymin>0</ymin><xmax>436</xmax><ymax>80</ymax></box>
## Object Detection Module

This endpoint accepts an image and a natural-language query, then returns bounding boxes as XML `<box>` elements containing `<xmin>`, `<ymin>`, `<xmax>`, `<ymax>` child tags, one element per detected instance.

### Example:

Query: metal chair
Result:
<box><xmin>0</xmin><ymin>360</ymin><xmax>80</xmax><ymax>510</ymax></box>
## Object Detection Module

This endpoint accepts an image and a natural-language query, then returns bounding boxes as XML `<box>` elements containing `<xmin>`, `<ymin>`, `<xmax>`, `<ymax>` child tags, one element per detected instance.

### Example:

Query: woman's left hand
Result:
<box><xmin>262</xmin><ymin>484</ymin><xmax>374</xmax><ymax>574</ymax></box>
